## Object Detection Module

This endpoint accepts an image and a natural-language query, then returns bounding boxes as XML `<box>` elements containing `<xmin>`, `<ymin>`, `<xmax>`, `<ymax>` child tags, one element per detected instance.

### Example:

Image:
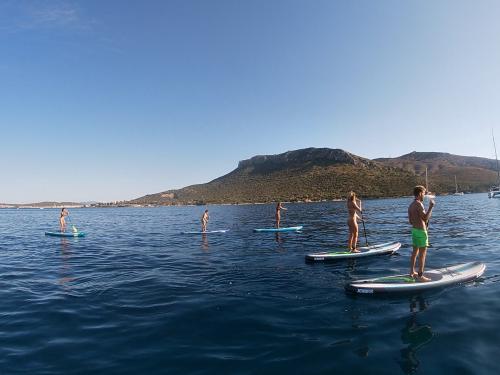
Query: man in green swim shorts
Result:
<box><xmin>408</xmin><ymin>185</ymin><xmax>435</xmax><ymax>282</ymax></box>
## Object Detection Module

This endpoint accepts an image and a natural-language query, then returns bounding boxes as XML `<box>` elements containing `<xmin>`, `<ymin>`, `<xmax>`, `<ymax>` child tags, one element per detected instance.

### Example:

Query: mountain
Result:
<box><xmin>375</xmin><ymin>151</ymin><xmax>499</xmax><ymax>193</ymax></box>
<box><xmin>130</xmin><ymin>148</ymin><xmax>499</xmax><ymax>205</ymax></box>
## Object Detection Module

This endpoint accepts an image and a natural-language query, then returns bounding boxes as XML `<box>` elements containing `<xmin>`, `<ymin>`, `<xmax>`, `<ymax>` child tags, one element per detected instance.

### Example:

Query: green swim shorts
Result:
<box><xmin>411</xmin><ymin>228</ymin><xmax>429</xmax><ymax>248</ymax></box>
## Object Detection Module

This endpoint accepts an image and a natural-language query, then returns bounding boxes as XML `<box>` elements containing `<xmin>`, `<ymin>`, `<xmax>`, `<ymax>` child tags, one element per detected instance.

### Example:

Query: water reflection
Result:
<box><xmin>58</xmin><ymin>238</ymin><xmax>74</xmax><ymax>289</ymax></box>
<box><xmin>201</xmin><ymin>233</ymin><xmax>209</xmax><ymax>251</ymax></box>
<box><xmin>399</xmin><ymin>295</ymin><xmax>434</xmax><ymax>374</ymax></box>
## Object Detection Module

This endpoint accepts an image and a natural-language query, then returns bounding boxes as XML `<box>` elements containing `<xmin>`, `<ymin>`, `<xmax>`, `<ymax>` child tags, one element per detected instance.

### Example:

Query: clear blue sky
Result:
<box><xmin>1</xmin><ymin>0</ymin><xmax>500</xmax><ymax>203</ymax></box>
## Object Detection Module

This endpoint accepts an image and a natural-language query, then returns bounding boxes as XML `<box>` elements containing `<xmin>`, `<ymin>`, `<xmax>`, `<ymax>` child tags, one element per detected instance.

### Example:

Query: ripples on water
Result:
<box><xmin>0</xmin><ymin>194</ymin><xmax>499</xmax><ymax>374</ymax></box>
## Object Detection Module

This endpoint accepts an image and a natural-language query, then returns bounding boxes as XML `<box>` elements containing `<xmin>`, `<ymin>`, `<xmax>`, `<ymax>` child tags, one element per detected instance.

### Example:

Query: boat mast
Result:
<box><xmin>493</xmin><ymin>130</ymin><xmax>500</xmax><ymax>186</ymax></box>
<box><xmin>455</xmin><ymin>175</ymin><xmax>458</xmax><ymax>193</ymax></box>
<box><xmin>425</xmin><ymin>167</ymin><xmax>429</xmax><ymax>191</ymax></box>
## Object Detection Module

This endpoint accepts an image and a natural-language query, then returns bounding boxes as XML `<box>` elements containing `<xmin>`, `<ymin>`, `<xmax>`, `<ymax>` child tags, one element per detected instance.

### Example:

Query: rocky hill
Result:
<box><xmin>130</xmin><ymin>147</ymin><xmax>499</xmax><ymax>205</ymax></box>
<box><xmin>375</xmin><ymin>151</ymin><xmax>499</xmax><ymax>194</ymax></box>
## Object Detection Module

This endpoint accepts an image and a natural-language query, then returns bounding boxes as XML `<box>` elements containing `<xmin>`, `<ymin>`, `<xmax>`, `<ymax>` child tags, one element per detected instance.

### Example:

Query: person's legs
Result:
<box><xmin>352</xmin><ymin>222</ymin><xmax>359</xmax><ymax>251</ymax></box>
<box><xmin>347</xmin><ymin>220</ymin><xmax>354</xmax><ymax>250</ymax></box>
<box><xmin>348</xmin><ymin>221</ymin><xmax>360</xmax><ymax>253</ymax></box>
<box><xmin>348</xmin><ymin>233</ymin><xmax>353</xmax><ymax>250</ymax></box>
<box><xmin>409</xmin><ymin>247</ymin><xmax>419</xmax><ymax>277</ymax></box>
<box><xmin>417</xmin><ymin>248</ymin><xmax>430</xmax><ymax>281</ymax></box>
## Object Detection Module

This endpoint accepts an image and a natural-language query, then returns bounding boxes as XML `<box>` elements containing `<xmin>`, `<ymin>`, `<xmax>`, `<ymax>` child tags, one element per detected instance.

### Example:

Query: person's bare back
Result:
<box><xmin>408</xmin><ymin>200</ymin><xmax>427</xmax><ymax>230</ymax></box>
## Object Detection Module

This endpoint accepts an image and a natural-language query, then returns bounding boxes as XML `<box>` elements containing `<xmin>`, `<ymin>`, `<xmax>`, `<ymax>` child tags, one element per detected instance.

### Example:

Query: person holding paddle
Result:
<box><xmin>408</xmin><ymin>185</ymin><xmax>435</xmax><ymax>282</ymax></box>
<box><xmin>347</xmin><ymin>191</ymin><xmax>362</xmax><ymax>252</ymax></box>
<box><xmin>201</xmin><ymin>209</ymin><xmax>209</xmax><ymax>232</ymax></box>
<box><xmin>59</xmin><ymin>208</ymin><xmax>69</xmax><ymax>232</ymax></box>
<box><xmin>275</xmin><ymin>202</ymin><xmax>287</xmax><ymax>228</ymax></box>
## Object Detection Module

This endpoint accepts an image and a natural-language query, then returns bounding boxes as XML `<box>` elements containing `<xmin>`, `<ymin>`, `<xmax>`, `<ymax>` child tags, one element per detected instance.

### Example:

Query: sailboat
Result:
<box><xmin>425</xmin><ymin>167</ymin><xmax>436</xmax><ymax>198</ymax></box>
<box><xmin>453</xmin><ymin>175</ymin><xmax>464</xmax><ymax>196</ymax></box>
<box><xmin>488</xmin><ymin>131</ymin><xmax>500</xmax><ymax>198</ymax></box>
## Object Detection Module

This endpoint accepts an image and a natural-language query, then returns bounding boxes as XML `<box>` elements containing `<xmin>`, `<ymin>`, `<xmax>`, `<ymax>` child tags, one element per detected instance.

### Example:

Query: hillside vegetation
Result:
<box><xmin>131</xmin><ymin>148</ymin><xmax>499</xmax><ymax>205</ymax></box>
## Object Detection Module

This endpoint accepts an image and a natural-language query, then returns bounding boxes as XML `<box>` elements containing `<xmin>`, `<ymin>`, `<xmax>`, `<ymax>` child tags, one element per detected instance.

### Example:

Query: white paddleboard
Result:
<box><xmin>305</xmin><ymin>242</ymin><xmax>401</xmax><ymax>262</ymax></box>
<box><xmin>181</xmin><ymin>230</ymin><xmax>229</xmax><ymax>234</ymax></box>
<box><xmin>253</xmin><ymin>226</ymin><xmax>303</xmax><ymax>233</ymax></box>
<box><xmin>346</xmin><ymin>261</ymin><xmax>486</xmax><ymax>294</ymax></box>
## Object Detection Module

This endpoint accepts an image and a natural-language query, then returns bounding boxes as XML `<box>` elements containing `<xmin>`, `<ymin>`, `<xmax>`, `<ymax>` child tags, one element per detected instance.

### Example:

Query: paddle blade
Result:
<box><xmin>72</xmin><ymin>225</ymin><xmax>78</xmax><ymax>233</ymax></box>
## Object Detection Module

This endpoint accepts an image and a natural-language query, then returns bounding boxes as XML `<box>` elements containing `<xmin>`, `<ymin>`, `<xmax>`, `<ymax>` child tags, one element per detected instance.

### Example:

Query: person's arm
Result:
<box><xmin>424</xmin><ymin>200</ymin><xmax>435</xmax><ymax>222</ymax></box>
<box><xmin>417</xmin><ymin>200</ymin><xmax>434</xmax><ymax>222</ymax></box>
<box><xmin>354</xmin><ymin>199</ymin><xmax>362</xmax><ymax>213</ymax></box>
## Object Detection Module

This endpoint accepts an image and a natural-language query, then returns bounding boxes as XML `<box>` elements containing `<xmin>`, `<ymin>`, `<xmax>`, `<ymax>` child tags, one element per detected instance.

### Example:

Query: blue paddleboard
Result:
<box><xmin>45</xmin><ymin>231</ymin><xmax>85</xmax><ymax>237</ymax></box>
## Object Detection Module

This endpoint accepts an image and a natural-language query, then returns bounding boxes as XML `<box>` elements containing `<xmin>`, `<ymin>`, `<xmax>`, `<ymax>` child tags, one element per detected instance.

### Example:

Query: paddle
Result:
<box><xmin>360</xmin><ymin>211</ymin><xmax>368</xmax><ymax>246</ymax></box>
<box><xmin>358</xmin><ymin>198</ymin><xmax>368</xmax><ymax>246</ymax></box>
<box><xmin>67</xmin><ymin>215</ymin><xmax>78</xmax><ymax>233</ymax></box>
<box><xmin>423</xmin><ymin>196</ymin><xmax>435</xmax><ymax>230</ymax></box>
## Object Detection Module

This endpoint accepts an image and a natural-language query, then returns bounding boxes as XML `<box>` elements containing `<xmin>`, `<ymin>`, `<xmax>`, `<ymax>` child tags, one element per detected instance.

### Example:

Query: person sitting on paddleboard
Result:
<box><xmin>408</xmin><ymin>185</ymin><xmax>435</xmax><ymax>282</ymax></box>
<box><xmin>201</xmin><ymin>209</ymin><xmax>209</xmax><ymax>232</ymax></box>
<box><xmin>347</xmin><ymin>192</ymin><xmax>362</xmax><ymax>252</ymax></box>
<box><xmin>275</xmin><ymin>202</ymin><xmax>287</xmax><ymax>228</ymax></box>
<box><xmin>60</xmin><ymin>208</ymin><xmax>69</xmax><ymax>232</ymax></box>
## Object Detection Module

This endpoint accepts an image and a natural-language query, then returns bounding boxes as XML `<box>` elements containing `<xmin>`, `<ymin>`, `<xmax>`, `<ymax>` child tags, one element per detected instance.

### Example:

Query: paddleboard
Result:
<box><xmin>45</xmin><ymin>231</ymin><xmax>85</xmax><ymax>237</ymax></box>
<box><xmin>181</xmin><ymin>230</ymin><xmax>229</xmax><ymax>234</ymax></box>
<box><xmin>253</xmin><ymin>226</ymin><xmax>303</xmax><ymax>233</ymax></box>
<box><xmin>305</xmin><ymin>242</ymin><xmax>401</xmax><ymax>262</ymax></box>
<box><xmin>346</xmin><ymin>261</ymin><xmax>486</xmax><ymax>294</ymax></box>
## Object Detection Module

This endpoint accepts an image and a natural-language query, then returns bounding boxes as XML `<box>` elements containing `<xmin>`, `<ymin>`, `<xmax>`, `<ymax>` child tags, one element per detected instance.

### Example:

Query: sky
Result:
<box><xmin>1</xmin><ymin>0</ymin><xmax>500</xmax><ymax>203</ymax></box>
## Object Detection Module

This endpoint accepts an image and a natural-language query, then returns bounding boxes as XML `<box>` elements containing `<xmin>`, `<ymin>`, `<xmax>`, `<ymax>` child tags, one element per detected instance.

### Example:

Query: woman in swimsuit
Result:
<box><xmin>60</xmin><ymin>208</ymin><xmax>69</xmax><ymax>232</ymax></box>
<box><xmin>201</xmin><ymin>209</ymin><xmax>209</xmax><ymax>232</ymax></box>
<box><xmin>347</xmin><ymin>192</ymin><xmax>362</xmax><ymax>252</ymax></box>
<box><xmin>275</xmin><ymin>202</ymin><xmax>287</xmax><ymax>228</ymax></box>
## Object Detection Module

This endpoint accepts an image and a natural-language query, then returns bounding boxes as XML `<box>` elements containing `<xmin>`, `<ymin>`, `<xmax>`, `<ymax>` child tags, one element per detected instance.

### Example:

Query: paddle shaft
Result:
<box><xmin>67</xmin><ymin>215</ymin><xmax>78</xmax><ymax>232</ymax></box>
<box><xmin>357</xmin><ymin>198</ymin><xmax>368</xmax><ymax>246</ymax></box>
<box><xmin>360</xmin><ymin>212</ymin><xmax>368</xmax><ymax>246</ymax></box>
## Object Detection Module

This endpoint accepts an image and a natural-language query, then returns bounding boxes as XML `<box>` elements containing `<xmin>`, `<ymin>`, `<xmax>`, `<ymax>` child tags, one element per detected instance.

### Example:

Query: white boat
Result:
<box><xmin>489</xmin><ymin>131</ymin><xmax>500</xmax><ymax>198</ymax></box>
<box><xmin>453</xmin><ymin>175</ymin><xmax>464</xmax><ymax>196</ymax></box>
<box><xmin>488</xmin><ymin>187</ymin><xmax>500</xmax><ymax>198</ymax></box>
<box><xmin>425</xmin><ymin>167</ymin><xmax>435</xmax><ymax>198</ymax></box>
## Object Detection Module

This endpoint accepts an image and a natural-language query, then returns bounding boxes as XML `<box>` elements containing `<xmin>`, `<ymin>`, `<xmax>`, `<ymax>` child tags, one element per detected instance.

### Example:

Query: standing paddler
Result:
<box><xmin>408</xmin><ymin>185</ymin><xmax>435</xmax><ymax>281</ymax></box>
<box><xmin>275</xmin><ymin>202</ymin><xmax>287</xmax><ymax>228</ymax></box>
<box><xmin>201</xmin><ymin>209</ymin><xmax>209</xmax><ymax>232</ymax></box>
<box><xmin>59</xmin><ymin>208</ymin><xmax>69</xmax><ymax>232</ymax></box>
<box><xmin>347</xmin><ymin>191</ymin><xmax>362</xmax><ymax>252</ymax></box>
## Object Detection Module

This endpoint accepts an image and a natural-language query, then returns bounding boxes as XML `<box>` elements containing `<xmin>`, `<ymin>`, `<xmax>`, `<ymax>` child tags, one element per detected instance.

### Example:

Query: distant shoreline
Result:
<box><xmin>0</xmin><ymin>192</ymin><xmax>482</xmax><ymax>210</ymax></box>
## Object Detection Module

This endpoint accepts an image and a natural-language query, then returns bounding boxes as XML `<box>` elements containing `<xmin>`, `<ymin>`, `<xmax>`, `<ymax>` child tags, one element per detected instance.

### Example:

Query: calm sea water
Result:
<box><xmin>0</xmin><ymin>194</ymin><xmax>499</xmax><ymax>374</ymax></box>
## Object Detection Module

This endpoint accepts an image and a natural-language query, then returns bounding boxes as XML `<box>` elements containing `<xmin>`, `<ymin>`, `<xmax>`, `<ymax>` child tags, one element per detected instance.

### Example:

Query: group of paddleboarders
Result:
<box><xmin>347</xmin><ymin>186</ymin><xmax>435</xmax><ymax>282</ymax></box>
<box><xmin>58</xmin><ymin>186</ymin><xmax>435</xmax><ymax>282</ymax></box>
<box><xmin>197</xmin><ymin>203</ymin><xmax>287</xmax><ymax>232</ymax></box>
<box><xmin>197</xmin><ymin>187</ymin><xmax>434</xmax><ymax>281</ymax></box>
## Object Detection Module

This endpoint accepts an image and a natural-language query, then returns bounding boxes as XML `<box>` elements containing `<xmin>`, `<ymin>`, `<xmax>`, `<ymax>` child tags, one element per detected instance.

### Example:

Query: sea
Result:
<box><xmin>0</xmin><ymin>194</ymin><xmax>498</xmax><ymax>374</ymax></box>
